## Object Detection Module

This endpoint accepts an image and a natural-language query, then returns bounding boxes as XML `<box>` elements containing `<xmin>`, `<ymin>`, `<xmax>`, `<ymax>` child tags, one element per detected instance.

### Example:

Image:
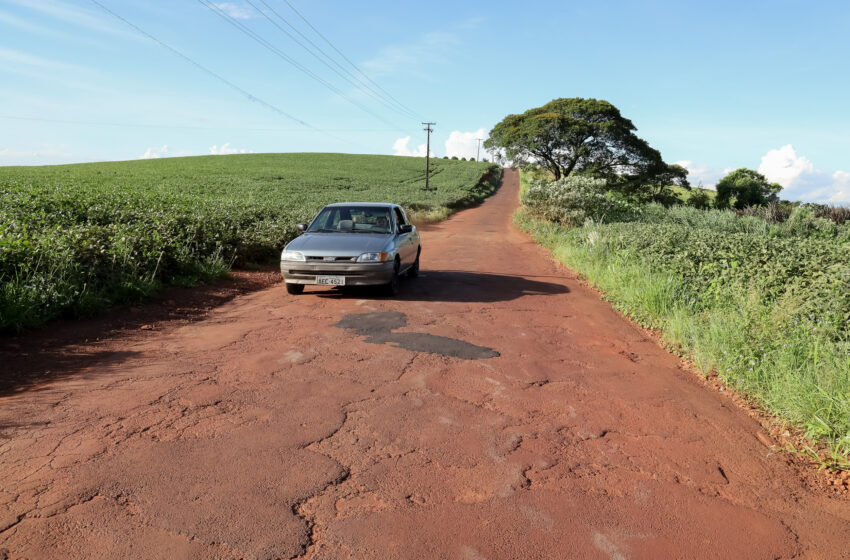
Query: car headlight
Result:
<box><xmin>281</xmin><ymin>250</ymin><xmax>306</xmax><ymax>262</ymax></box>
<box><xmin>356</xmin><ymin>252</ymin><xmax>391</xmax><ymax>263</ymax></box>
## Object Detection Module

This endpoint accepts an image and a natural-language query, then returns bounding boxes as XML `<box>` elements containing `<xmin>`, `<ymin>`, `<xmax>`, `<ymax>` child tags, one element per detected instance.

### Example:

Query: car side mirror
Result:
<box><xmin>296</xmin><ymin>223</ymin><xmax>306</xmax><ymax>232</ymax></box>
<box><xmin>398</xmin><ymin>224</ymin><xmax>413</xmax><ymax>234</ymax></box>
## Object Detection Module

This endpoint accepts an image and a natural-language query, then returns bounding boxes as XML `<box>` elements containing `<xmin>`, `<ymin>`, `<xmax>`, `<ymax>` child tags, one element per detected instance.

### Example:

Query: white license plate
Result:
<box><xmin>316</xmin><ymin>275</ymin><xmax>345</xmax><ymax>286</ymax></box>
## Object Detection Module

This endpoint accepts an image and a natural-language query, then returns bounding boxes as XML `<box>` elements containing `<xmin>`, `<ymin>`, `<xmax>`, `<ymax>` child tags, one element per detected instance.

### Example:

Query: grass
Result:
<box><xmin>0</xmin><ymin>153</ymin><xmax>501</xmax><ymax>331</ymax></box>
<box><xmin>515</xmin><ymin>173</ymin><xmax>850</xmax><ymax>466</ymax></box>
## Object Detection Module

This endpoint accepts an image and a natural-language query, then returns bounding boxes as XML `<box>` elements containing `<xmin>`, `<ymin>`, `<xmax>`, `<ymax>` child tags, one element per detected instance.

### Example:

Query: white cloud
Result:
<box><xmin>0</xmin><ymin>47</ymin><xmax>87</xmax><ymax>72</ymax></box>
<box><xmin>757</xmin><ymin>144</ymin><xmax>815</xmax><ymax>189</ymax></box>
<box><xmin>6</xmin><ymin>0</ymin><xmax>138</xmax><ymax>39</ymax></box>
<box><xmin>392</xmin><ymin>136</ymin><xmax>431</xmax><ymax>157</ymax></box>
<box><xmin>209</xmin><ymin>142</ymin><xmax>251</xmax><ymax>155</ymax></box>
<box><xmin>826</xmin><ymin>171</ymin><xmax>850</xmax><ymax>203</ymax></box>
<box><xmin>211</xmin><ymin>2</ymin><xmax>254</xmax><ymax>19</ymax></box>
<box><xmin>445</xmin><ymin>128</ymin><xmax>486</xmax><ymax>160</ymax></box>
<box><xmin>673</xmin><ymin>160</ymin><xmax>730</xmax><ymax>190</ymax></box>
<box><xmin>800</xmin><ymin>170</ymin><xmax>850</xmax><ymax>204</ymax></box>
<box><xmin>752</xmin><ymin>145</ymin><xmax>849</xmax><ymax>203</ymax></box>
<box><xmin>363</xmin><ymin>31</ymin><xmax>461</xmax><ymax>78</ymax></box>
<box><xmin>140</xmin><ymin>145</ymin><xmax>169</xmax><ymax>159</ymax></box>
<box><xmin>0</xmin><ymin>9</ymin><xmax>66</xmax><ymax>37</ymax></box>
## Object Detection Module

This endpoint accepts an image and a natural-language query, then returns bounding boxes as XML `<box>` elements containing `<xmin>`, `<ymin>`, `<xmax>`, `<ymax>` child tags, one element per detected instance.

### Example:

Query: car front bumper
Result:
<box><xmin>280</xmin><ymin>260</ymin><xmax>395</xmax><ymax>286</ymax></box>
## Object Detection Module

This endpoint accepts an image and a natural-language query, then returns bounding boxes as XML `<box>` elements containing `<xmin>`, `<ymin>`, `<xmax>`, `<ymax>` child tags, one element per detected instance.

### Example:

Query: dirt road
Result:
<box><xmin>1</xmin><ymin>170</ymin><xmax>849</xmax><ymax>559</ymax></box>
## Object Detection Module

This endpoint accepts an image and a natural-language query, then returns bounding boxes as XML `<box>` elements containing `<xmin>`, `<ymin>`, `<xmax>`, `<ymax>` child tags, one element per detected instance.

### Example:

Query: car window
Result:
<box><xmin>307</xmin><ymin>206</ymin><xmax>392</xmax><ymax>233</ymax></box>
<box><xmin>394</xmin><ymin>208</ymin><xmax>407</xmax><ymax>230</ymax></box>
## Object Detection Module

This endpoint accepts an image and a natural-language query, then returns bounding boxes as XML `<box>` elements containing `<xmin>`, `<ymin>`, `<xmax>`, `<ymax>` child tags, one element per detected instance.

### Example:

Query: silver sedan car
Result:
<box><xmin>280</xmin><ymin>203</ymin><xmax>421</xmax><ymax>295</ymax></box>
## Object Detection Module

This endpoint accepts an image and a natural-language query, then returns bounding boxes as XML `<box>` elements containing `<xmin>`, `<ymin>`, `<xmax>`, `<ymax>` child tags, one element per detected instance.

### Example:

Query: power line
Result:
<box><xmin>280</xmin><ymin>0</ymin><xmax>422</xmax><ymax>120</ymax></box>
<box><xmin>197</xmin><ymin>0</ymin><xmax>407</xmax><ymax>132</ymax></box>
<box><xmin>248</xmin><ymin>0</ymin><xmax>418</xmax><ymax>120</ymax></box>
<box><xmin>255</xmin><ymin>0</ymin><xmax>417</xmax><ymax>119</ymax></box>
<box><xmin>88</xmin><ymin>0</ymin><xmax>365</xmax><ymax>150</ymax></box>
<box><xmin>89</xmin><ymin>0</ymin><xmax>310</xmax><ymax>128</ymax></box>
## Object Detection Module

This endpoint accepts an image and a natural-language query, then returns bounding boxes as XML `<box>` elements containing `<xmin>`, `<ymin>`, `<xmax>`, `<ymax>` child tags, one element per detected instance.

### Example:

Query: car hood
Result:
<box><xmin>285</xmin><ymin>232</ymin><xmax>391</xmax><ymax>256</ymax></box>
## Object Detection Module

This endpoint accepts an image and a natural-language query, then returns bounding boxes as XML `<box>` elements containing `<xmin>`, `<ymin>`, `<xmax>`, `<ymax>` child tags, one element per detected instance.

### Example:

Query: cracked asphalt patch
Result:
<box><xmin>1</xmin><ymin>170</ymin><xmax>848</xmax><ymax>559</ymax></box>
<box><xmin>335</xmin><ymin>311</ymin><xmax>499</xmax><ymax>360</ymax></box>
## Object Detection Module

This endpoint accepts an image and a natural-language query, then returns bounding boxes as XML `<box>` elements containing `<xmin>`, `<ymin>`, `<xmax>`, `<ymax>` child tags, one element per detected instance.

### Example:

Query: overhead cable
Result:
<box><xmin>90</xmin><ymin>0</ymin><xmax>311</xmax><ymax>128</ymax></box>
<box><xmin>198</xmin><ymin>0</ymin><xmax>408</xmax><ymax>132</ymax></box>
<box><xmin>280</xmin><ymin>0</ymin><xmax>422</xmax><ymax>119</ymax></box>
<box><xmin>252</xmin><ymin>0</ymin><xmax>419</xmax><ymax>119</ymax></box>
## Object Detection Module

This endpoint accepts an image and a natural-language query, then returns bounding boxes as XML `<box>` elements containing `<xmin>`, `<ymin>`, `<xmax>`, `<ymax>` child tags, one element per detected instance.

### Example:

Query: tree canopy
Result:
<box><xmin>485</xmin><ymin>98</ymin><xmax>683</xmax><ymax>189</ymax></box>
<box><xmin>714</xmin><ymin>168</ymin><xmax>782</xmax><ymax>209</ymax></box>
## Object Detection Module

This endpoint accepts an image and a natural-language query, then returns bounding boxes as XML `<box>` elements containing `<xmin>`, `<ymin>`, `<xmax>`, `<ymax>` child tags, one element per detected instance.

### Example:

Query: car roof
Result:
<box><xmin>323</xmin><ymin>202</ymin><xmax>397</xmax><ymax>208</ymax></box>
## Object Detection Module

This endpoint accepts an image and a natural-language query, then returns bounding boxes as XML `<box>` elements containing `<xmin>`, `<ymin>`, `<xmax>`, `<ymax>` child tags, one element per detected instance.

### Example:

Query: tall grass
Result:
<box><xmin>516</xmin><ymin>206</ymin><xmax>850</xmax><ymax>463</ymax></box>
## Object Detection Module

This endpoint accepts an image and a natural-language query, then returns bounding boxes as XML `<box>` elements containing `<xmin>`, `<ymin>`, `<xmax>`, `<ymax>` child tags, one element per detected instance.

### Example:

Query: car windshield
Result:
<box><xmin>307</xmin><ymin>206</ymin><xmax>393</xmax><ymax>234</ymax></box>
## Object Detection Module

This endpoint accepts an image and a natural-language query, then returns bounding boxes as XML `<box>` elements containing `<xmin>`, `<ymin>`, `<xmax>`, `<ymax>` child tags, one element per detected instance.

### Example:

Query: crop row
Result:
<box><xmin>0</xmin><ymin>153</ymin><xmax>501</xmax><ymax>330</ymax></box>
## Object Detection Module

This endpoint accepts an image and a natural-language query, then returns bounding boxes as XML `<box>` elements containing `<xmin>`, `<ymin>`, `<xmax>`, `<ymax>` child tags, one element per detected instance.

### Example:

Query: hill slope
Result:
<box><xmin>0</xmin><ymin>153</ymin><xmax>501</xmax><ymax>330</ymax></box>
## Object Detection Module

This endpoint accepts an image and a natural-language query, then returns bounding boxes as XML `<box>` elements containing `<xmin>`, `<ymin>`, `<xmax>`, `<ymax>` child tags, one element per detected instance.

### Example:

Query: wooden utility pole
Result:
<box><xmin>422</xmin><ymin>122</ymin><xmax>435</xmax><ymax>191</ymax></box>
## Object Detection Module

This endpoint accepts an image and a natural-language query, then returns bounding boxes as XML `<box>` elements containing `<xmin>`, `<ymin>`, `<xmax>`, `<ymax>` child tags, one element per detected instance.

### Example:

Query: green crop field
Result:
<box><xmin>0</xmin><ymin>153</ymin><xmax>501</xmax><ymax>331</ymax></box>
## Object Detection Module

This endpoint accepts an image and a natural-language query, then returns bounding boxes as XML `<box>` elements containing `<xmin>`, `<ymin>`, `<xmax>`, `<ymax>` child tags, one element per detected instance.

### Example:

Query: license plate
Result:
<box><xmin>316</xmin><ymin>275</ymin><xmax>345</xmax><ymax>286</ymax></box>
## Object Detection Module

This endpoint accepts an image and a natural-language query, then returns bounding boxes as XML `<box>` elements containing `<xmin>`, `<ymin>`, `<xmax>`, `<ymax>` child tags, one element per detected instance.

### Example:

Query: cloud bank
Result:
<box><xmin>211</xmin><ymin>2</ymin><xmax>253</xmax><ymax>20</ymax></box>
<box><xmin>677</xmin><ymin>145</ymin><xmax>848</xmax><ymax>204</ymax></box>
<box><xmin>392</xmin><ymin>129</ymin><xmax>489</xmax><ymax>160</ymax></box>
<box><xmin>444</xmin><ymin>128</ymin><xmax>486</xmax><ymax>160</ymax></box>
<box><xmin>758</xmin><ymin>145</ymin><xmax>849</xmax><ymax>203</ymax></box>
<box><xmin>209</xmin><ymin>142</ymin><xmax>252</xmax><ymax>155</ymax></box>
<box><xmin>140</xmin><ymin>145</ymin><xmax>169</xmax><ymax>159</ymax></box>
<box><xmin>392</xmin><ymin>136</ymin><xmax>431</xmax><ymax>157</ymax></box>
<box><xmin>673</xmin><ymin>161</ymin><xmax>730</xmax><ymax>190</ymax></box>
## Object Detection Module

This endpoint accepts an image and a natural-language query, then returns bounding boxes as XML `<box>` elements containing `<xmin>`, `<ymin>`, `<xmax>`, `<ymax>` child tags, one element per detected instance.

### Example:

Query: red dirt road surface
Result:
<box><xmin>2</xmin><ymin>170</ymin><xmax>849</xmax><ymax>559</ymax></box>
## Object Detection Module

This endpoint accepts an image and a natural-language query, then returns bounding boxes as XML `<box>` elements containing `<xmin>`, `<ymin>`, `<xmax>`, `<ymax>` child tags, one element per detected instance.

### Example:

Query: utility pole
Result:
<box><xmin>422</xmin><ymin>122</ymin><xmax>435</xmax><ymax>191</ymax></box>
<box><xmin>476</xmin><ymin>137</ymin><xmax>483</xmax><ymax>167</ymax></box>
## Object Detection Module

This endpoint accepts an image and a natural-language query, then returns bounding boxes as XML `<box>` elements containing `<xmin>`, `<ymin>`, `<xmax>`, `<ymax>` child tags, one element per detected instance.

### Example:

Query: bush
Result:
<box><xmin>522</xmin><ymin>176</ymin><xmax>638</xmax><ymax>226</ymax></box>
<box><xmin>808</xmin><ymin>203</ymin><xmax>850</xmax><ymax>225</ymax></box>
<box><xmin>687</xmin><ymin>190</ymin><xmax>711</xmax><ymax>209</ymax></box>
<box><xmin>715</xmin><ymin>168</ymin><xmax>781</xmax><ymax>209</ymax></box>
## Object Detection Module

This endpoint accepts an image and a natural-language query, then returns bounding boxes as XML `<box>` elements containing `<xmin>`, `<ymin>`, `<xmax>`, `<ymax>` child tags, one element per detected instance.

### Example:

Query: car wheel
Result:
<box><xmin>385</xmin><ymin>259</ymin><xmax>401</xmax><ymax>296</ymax></box>
<box><xmin>286</xmin><ymin>283</ymin><xmax>304</xmax><ymax>295</ymax></box>
<box><xmin>408</xmin><ymin>247</ymin><xmax>420</xmax><ymax>278</ymax></box>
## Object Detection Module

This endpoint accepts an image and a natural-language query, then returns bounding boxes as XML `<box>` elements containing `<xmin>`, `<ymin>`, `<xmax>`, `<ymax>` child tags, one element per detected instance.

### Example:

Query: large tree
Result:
<box><xmin>485</xmin><ymin>98</ymin><xmax>679</xmax><ymax>185</ymax></box>
<box><xmin>714</xmin><ymin>168</ymin><xmax>782</xmax><ymax>209</ymax></box>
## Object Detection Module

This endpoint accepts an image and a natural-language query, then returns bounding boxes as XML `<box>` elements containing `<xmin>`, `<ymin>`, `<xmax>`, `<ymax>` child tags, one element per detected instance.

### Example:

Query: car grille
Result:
<box><xmin>306</xmin><ymin>256</ymin><xmax>357</xmax><ymax>262</ymax></box>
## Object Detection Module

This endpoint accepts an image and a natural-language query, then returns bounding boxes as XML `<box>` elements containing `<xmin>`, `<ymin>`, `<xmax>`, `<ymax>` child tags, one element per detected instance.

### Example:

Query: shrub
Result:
<box><xmin>715</xmin><ymin>168</ymin><xmax>782</xmax><ymax>209</ymax></box>
<box><xmin>522</xmin><ymin>176</ymin><xmax>637</xmax><ymax>226</ymax></box>
<box><xmin>808</xmin><ymin>203</ymin><xmax>850</xmax><ymax>225</ymax></box>
<box><xmin>688</xmin><ymin>190</ymin><xmax>711</xmax><ymax>209</ymax></box>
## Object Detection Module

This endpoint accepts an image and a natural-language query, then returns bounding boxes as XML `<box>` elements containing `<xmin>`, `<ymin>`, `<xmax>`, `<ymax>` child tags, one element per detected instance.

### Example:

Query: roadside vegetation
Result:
<box><xmin>0</xmin><ymin>153</ymin><xmax>500</xmax><ymax>331</ymax></box>
<box><xmin>492</xmin><ymin>98</ymin><xmax>850</xmax><ymax>465</ymax></box>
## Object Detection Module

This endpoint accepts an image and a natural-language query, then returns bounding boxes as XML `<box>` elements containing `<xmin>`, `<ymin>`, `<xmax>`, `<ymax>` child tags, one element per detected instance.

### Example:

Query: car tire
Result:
<box><xmin>408</xmin><ymin>248</ymin><xmax>420</xmax><ymax>278</ymax></box>
<box><xmin>385</xmin><ymin>259</ymin><xmax>401</xmax><ymax>296</ymax></box>
<box><xmin>285</xmin><ymin>283</ymin><xmax>304</xmax><ymax>295</ymax></box>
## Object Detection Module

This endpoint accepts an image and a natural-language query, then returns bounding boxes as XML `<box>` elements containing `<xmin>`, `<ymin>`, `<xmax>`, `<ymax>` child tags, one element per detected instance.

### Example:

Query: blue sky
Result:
<box><xmin>1</xmin><ymin>0</ymin><xmax>848</xmax><ymax>202</ymax></box>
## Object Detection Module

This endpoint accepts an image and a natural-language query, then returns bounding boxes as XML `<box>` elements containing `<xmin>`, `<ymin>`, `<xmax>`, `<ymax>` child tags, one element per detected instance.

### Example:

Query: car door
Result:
<box><xmin>393</xmin><ymin>206</ymin><xmax>415</xmax><ymax>266</ymax></box>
